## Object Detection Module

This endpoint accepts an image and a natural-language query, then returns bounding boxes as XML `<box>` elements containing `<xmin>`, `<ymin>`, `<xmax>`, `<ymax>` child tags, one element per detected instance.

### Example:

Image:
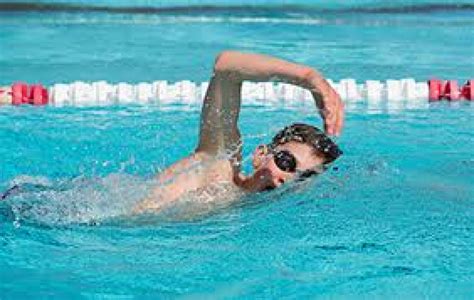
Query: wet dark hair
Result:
<box><xmin>268</xmin><ymin>123</ymin><xmax>342</xmax><ymax>164</ymax></box>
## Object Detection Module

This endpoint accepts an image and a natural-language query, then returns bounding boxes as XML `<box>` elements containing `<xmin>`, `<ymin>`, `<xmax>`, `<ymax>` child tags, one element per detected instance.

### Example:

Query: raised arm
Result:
<box><xmin>196</xmin><ymin>51</ymin><xmax>344</xmax><ymax>159</ymax></box>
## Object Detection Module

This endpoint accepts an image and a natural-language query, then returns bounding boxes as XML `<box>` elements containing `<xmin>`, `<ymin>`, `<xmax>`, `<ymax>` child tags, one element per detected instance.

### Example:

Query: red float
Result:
<box><xmin>442</xmin><ymin>80</ymin><xmax>460</xmax><ymax>101</ymax></box>
<box><xmin>41</xmin><ymin>86</ymin><xmax>49</xmax><ymax>105</ymax></box>
<box><xmin>428</xmin><ymin>79</ymin><xmax>442</xmax><ymax>101</ymax></box>
<box><xmin>12</xmin><ymin>82</ymin><xmax>28</xmax><ymax>105</ymax></box>
<box><xmin>30</xmin><ymin>84</ymin><xmax>48</xmax><ymax>105</ymax></box>
<box><xmin>460</xmin><ymin>80</ymin><xmax>473</xmax><ymax>101</ymax></box>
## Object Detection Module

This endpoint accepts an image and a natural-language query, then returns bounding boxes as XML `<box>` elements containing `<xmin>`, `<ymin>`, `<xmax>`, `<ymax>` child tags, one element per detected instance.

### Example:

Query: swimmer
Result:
<box><xmin>134</xmin><ymin>51</ymin><xmax>344</xmax><ymax>213</ymax></box>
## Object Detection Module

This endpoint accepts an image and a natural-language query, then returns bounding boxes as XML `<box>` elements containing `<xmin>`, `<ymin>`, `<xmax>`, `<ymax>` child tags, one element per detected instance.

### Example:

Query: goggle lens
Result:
<box><xmin>273</xmin><ymin>150</ymin><xmax>297</xmax><ymax>173</ymax></box>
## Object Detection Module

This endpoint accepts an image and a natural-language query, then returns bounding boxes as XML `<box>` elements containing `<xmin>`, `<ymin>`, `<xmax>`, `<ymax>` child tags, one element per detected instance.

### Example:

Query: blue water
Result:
<box><xmin>1</xmin><ymin>1</ymin><xmax>473</xmax><ymax>298</ymax></box>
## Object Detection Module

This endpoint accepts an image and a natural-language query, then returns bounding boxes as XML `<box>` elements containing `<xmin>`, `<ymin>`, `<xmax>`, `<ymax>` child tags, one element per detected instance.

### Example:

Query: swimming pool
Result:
<box><xmin>1</xmin><ymin>1</ymin><xmax>473</xmax><ymax>298</ymax></box>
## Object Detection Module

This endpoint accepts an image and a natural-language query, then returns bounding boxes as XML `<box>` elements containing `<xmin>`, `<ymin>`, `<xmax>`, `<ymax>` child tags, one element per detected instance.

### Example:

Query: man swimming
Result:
<box><xmin>133</xmin><ymin>51</ymin><xmax>344</xmax><ymax>213</ymax></box>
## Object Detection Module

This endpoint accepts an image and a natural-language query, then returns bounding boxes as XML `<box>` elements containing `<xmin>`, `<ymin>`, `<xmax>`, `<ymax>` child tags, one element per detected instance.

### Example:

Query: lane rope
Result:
<box><xmin>0</xmin><ymin>78</ymin><xmax>472</xmax><ymax>107</ymax></box>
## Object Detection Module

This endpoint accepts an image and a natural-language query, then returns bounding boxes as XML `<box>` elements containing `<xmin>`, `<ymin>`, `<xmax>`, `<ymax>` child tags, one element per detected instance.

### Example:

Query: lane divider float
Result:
<box><xmin>0</xmin><ymin>78</ymin><xmax>472</xmax><ymax>107</ymax></box>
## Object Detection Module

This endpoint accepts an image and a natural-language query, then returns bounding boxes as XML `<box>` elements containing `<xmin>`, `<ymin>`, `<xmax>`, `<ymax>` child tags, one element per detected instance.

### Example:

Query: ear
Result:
<box><xmin>254</xmin><ymin>144</ymin><xmax>268</xmax><ymax>156</ymax></box>
<box><xmin>252</xmin><ymin>144</ymin><xmax>269</xmax><ymax>169</ymax></box>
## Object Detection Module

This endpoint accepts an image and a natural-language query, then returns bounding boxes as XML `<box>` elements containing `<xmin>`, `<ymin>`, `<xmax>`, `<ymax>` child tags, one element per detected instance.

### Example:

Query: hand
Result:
<box><xmin>310</xmin><ymin>76</ymin><xmax>344</xmax><ymax>136</ymax></box>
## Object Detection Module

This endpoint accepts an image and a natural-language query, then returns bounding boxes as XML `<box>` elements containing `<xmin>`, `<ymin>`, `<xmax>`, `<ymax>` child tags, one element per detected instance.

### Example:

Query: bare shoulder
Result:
<box><xmin>132</xmin><ymin>152</ymin><xmax>235</xmax><ymax>214</ymax></box>
<box><xmin>154</xmin><ymin>152</ymin><xmax>209</xmax><ymax>184</ymax></box>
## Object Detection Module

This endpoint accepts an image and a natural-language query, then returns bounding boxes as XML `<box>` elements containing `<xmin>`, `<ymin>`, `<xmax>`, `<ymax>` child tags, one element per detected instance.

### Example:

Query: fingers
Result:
<box><xmin>336</xmin><ymin>100</ymin><xmax>344</xmax><ymax>136</ymax></box>
<box><xmin>322</xmin><ymin>107</ymin><xmax>337</xmax><ymax>136</ymax></box>
<box><xmin>329</xmin><ymin>90</ymin><xmax>344</xmax><ymax>136</ymax></box>
<box><xmin>311</xmin><ymin>79</ymin><xmax>345</xmax><ymax>136</ymax></box>
<box><xmin>322</xmin><ymin>85</ymin><xmax>344</xmax><ymax>136</ymax></box>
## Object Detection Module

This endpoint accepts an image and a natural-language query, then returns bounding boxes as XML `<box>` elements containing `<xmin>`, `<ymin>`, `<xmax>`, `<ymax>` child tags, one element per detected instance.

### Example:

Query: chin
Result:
<box><xmin>248</xmin><ymin>168</ymin><xmax>274</xmax><ymax>192</ymax></box>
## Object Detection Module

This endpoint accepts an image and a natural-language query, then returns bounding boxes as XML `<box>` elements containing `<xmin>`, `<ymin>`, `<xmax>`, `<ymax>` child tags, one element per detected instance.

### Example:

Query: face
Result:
<box><xmin>252</xmin><ymin>141</ymin><xmax>325</xmax><ymax>190</ymax></box>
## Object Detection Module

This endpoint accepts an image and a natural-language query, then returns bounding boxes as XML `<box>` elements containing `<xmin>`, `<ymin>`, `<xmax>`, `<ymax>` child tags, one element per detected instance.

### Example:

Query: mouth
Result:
<box><xmin>262</xmin><ymin>185</ymin><xmax>276</xmax><ymax>192</ymax></box>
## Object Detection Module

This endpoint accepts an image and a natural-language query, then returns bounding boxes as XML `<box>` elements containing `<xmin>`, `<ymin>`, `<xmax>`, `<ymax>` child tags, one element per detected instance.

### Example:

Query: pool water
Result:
<box><xmin>1</xmin><ymin>1</ymin><xmax>473</xmax><ymax>298</ymax></box>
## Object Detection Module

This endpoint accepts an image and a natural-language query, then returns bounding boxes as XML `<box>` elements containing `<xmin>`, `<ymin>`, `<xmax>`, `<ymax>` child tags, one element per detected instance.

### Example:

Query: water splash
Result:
<box><xmin>1</xmin><ymin>174</ymin><xmax>151</xmax><ymax>227</ymax></box>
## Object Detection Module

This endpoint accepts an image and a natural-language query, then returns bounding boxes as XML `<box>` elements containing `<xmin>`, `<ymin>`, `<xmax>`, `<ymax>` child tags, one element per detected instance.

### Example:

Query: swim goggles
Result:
<box><xmin>272</xmin><ymin>149</ymin><xmax>326</xmax><ymax>180</ymax></box>
<box><xmin>273</xmin><ymin>150</ymin><xmax>297</xmax><ymax>173</ymax></box>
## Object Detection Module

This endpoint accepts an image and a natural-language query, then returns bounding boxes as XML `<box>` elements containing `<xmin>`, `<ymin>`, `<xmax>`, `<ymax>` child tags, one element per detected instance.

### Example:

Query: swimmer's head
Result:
<box><xmin>251</xmin><ymin>123</ymin><xmax>342</xmax><ymax>190</ymax></box>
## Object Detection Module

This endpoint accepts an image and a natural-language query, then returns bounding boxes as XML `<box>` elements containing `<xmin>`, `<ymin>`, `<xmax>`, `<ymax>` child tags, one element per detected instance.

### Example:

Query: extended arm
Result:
<box><xmin>196</xmin><ymin>51</ymin><xmax>344</xmax><ymax>160</ymax></box>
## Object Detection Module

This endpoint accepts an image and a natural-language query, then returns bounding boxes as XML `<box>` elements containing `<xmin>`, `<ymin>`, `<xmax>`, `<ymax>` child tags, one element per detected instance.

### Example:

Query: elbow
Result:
<box><xmin>213</xmin><ymin>50</ymin><xmax>237</xmax><ymax>73</ymax></box>
<box><xmin>300</xmin><ymin>67</ymin><xmax>322</xmax><ymax>87</ymax></box>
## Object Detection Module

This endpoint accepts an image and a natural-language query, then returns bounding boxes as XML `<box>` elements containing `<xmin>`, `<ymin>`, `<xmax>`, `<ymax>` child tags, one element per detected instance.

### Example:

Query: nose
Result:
<box><xmin>266</xmin><ymin>159</ymin><xmax>291</xmax><ymax>188</ymax></box>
